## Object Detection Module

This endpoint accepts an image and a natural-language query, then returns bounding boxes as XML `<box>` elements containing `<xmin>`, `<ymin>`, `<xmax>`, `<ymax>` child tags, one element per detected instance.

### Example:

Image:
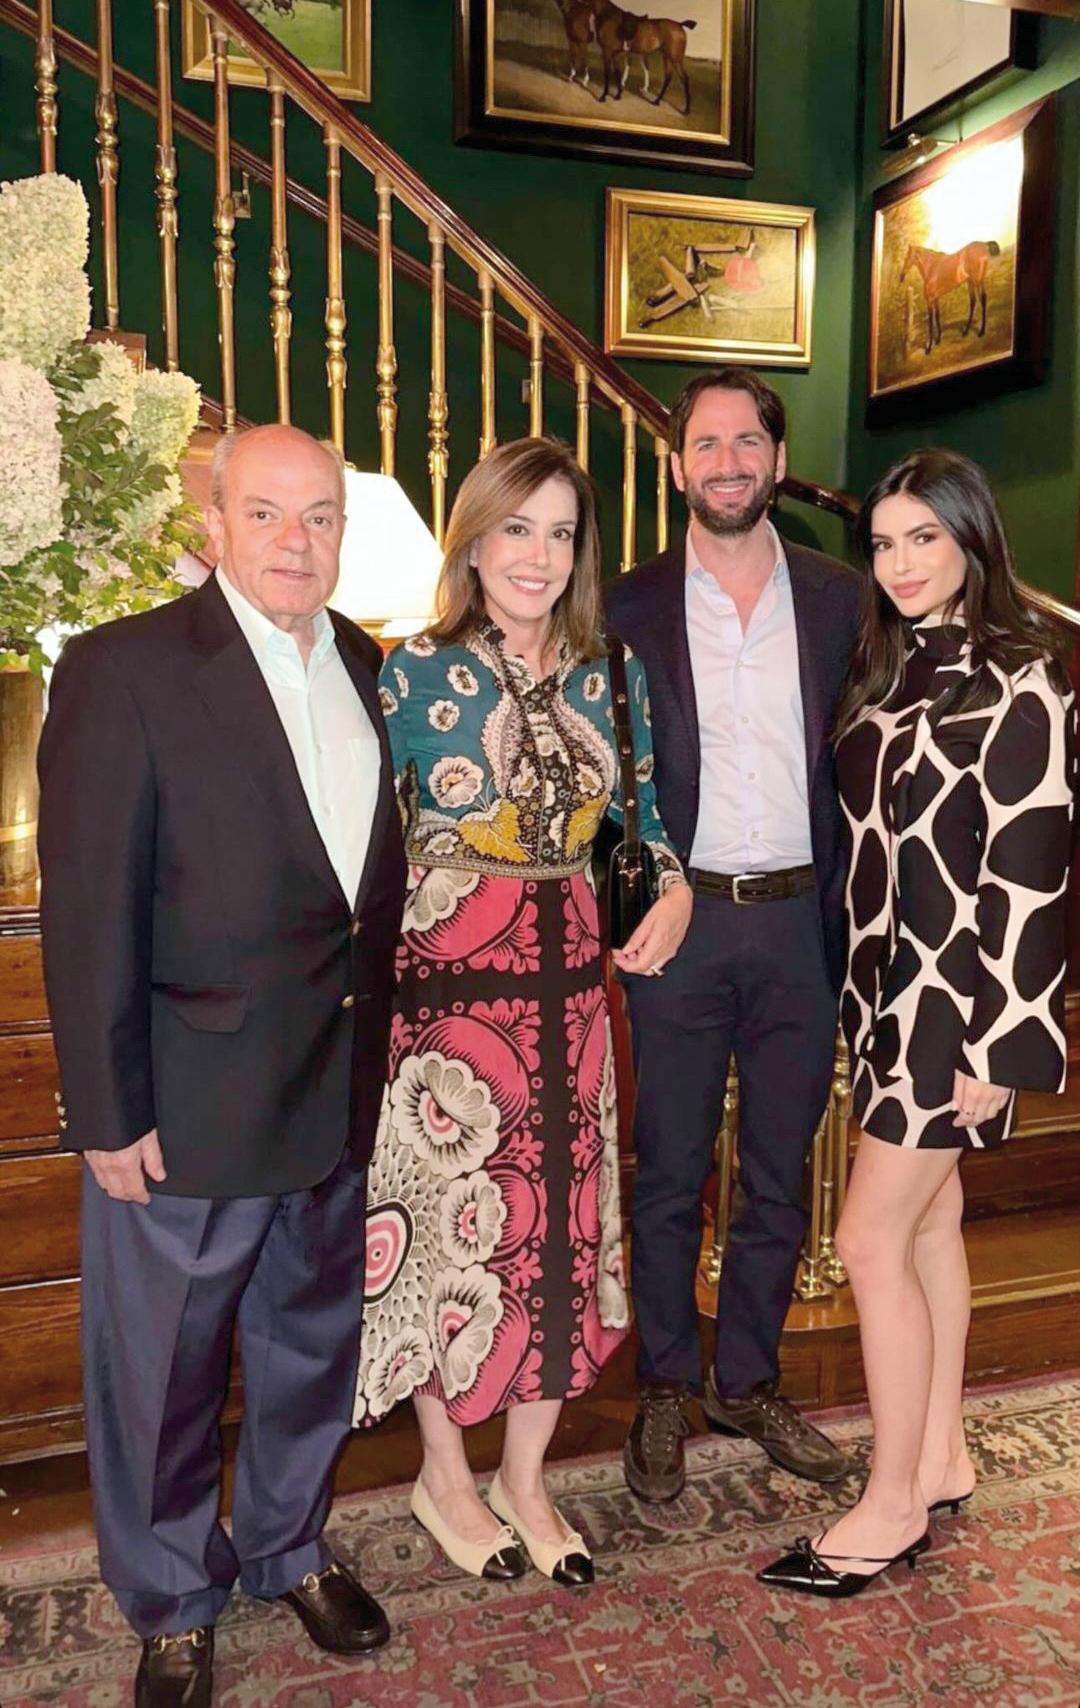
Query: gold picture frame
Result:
<box><xmin>604</xmin><ymin>187</ymin><xmax>815</xmax><ymax>367</ymax></box>
<box><xmin>181</xmin><ymin>0</ymin><xmax>371</xmax><ymax>103</ymax></box>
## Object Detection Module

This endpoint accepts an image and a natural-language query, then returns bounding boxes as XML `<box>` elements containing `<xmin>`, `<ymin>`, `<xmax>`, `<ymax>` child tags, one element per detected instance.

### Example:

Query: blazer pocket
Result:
<box><xmin>153</xmin><ymin>982</ymin><xmax>250</xmax><ymax>1033</ymax></box>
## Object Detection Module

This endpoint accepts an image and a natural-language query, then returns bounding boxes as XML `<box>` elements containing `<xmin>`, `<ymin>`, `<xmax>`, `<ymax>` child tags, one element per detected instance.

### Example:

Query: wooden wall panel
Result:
<box><xmin>0</xmin><ymin>1280</ymin><xmax>82</xmax><ymax>1426</ymax></box>
<box><xmin>0</xmin><ymin>1153</ymin><xmax>80</xmax><ymax>1283</ymax></box>
<box><xmin>0</xmin><ymin>934</ymin><xmax>48</xmax><ymax>1023</ymax></box>
<box><xmin>0</xmin><ymin>1030</ymin><xmax>59</xmax><ymax>1143</ymax></box>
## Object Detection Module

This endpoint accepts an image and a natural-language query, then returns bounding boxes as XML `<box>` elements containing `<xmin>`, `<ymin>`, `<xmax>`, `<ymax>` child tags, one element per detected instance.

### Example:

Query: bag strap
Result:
<box><xmin>605</xmin><ymin>635</ymin><xmax>641</xmax><ymax>857</ymax></box>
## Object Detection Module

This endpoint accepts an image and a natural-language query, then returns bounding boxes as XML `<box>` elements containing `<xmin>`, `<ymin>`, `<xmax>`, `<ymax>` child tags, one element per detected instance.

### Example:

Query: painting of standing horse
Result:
<box><xmin>900</xmin><ymin>240</ymin><xmax>1001</xmax><ymax>353</ymax></box>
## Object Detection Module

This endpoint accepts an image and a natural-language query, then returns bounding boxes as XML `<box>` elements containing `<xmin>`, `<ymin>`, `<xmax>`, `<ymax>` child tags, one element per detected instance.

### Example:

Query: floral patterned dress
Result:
<box><xmin>353</xmin><ymin>621</ymin><xmax>682</xmax><ymax>1427</ymax></box>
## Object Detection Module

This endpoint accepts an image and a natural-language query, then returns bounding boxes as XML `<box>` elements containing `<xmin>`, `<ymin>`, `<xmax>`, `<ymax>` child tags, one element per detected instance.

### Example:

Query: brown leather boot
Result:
<box><xmin>623</xmin><ymin>1383</ymin><xmax>691</xmax><ymax>1502</ymax></box>
<box><xmin>703</xmin><ymin>1369</ymin><xmax>854</xmax><ymax>1483</ymax></box>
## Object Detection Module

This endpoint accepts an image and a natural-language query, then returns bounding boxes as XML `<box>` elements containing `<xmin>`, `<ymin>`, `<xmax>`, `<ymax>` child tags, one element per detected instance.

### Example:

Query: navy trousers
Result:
<box><xmin>626</xmin><ymin>889</ymin><xmax>836</xmax><ymax>1397</ymax></box>
<box><xmin>80</xmin><ymin>1151</ymin><xmax>367</xmax><ymax>1638</ymax></box>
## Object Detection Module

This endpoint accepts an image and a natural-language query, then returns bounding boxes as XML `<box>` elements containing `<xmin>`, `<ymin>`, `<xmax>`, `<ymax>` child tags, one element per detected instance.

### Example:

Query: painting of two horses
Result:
<box><xmin>457</xmin><ymin>0</ymin><xmax>756</xmax><ymax>173</ymax></box>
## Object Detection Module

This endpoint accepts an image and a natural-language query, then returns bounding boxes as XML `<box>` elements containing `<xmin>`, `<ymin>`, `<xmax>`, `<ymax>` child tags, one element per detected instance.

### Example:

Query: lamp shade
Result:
<box><xmin>333</xmin><ymin>470</ymin><xmax>442</xmax><ymax>638</ymax></box>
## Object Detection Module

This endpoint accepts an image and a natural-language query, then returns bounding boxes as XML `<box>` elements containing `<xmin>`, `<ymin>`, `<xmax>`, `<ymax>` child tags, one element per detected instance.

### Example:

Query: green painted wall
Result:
<box><xmin>847</xmin><ymin>14</ymin><xmax>1080</xmax><ymax>603</ymax></box>
<box><xmin>0</xmin><ymin>0</ymin><xmax>859</xmax><ymax>566</ymax></box>
<box><xmin>1</xmin><ymin>4</ymin><xmax>1075</xmax><ymax>592</ymax></box>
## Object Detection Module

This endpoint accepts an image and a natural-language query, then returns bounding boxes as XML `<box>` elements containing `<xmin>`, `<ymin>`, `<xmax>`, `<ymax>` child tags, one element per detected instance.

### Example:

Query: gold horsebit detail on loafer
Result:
<box><xmin>301</xmin><ymin>1563</ymin><xmax>343</xmax><ymax>1593</ymax></box>
<box><xmin>151</xmin><ymin>1629</ymin><xmax>207</xmax><ymax>1653</ymax></box>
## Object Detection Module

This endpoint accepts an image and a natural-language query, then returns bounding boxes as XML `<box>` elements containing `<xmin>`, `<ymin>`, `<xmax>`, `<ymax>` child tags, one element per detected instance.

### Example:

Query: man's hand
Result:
<box><xmin>83</xmin><ymin>1129</ymin><xmax>167</xmax><ymax>1205</ymax></box>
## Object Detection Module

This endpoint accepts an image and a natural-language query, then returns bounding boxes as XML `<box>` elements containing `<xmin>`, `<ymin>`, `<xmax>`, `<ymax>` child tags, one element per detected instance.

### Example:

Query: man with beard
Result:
<box><xmin>605</xmin><ymin>371</ymin><xmax>858</xmax><ymax>1502</ymax></box>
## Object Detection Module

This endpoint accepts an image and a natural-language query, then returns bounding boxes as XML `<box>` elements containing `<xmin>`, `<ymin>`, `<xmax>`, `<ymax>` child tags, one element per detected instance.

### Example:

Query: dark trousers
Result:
<box><xmin>80</xmin><ymin>1151</ymin><xmax>367</xmax><ymax>1638</ymax></box>
<box><xmin>626</xmin><ymin>890</ymin><xmax>836</xmax><ymax>1397</ymax></box>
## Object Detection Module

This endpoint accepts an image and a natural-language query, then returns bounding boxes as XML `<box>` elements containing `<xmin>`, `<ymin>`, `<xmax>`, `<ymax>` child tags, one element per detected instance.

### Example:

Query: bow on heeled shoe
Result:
<box><xmin>757</xmin><ymin>1530</ymin><xmax>931</xmax><ymax>1598</ymax></box>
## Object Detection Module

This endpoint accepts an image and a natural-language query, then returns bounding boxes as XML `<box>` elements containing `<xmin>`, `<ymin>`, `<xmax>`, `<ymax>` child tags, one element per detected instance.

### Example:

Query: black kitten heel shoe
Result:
<box><xmin>757</xmin><ymin>1531</ymin><xmax>931</xmax><ymax>1598</ymax></box>
<box><xmin>928</xmin><ymin>1491</ymin><xmax>974</xmax><ymax>1517</ymax></box>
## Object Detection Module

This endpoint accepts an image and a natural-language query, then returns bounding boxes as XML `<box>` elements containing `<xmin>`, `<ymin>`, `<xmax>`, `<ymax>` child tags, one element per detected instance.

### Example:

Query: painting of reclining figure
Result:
<box><xmin>456</xmin><ymin>1</ymin><xmax>757</xmax><ymax>174</ymax></box>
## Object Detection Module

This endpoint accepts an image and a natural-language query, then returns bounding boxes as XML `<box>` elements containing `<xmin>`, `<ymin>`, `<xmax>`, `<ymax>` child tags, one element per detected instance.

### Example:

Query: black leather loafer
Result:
<box><xmin>703</xmin><ymin>1369</ymin><xmax>855</xmax><ymax>1484</ymax></box>
<box><xmin>135</xmin><ymin>1626</ymin><xmax>213</xmax><ymax>1708</ymax></box>
<box><xmin>278</xmin><ymin>1558</ymin><xmax>390</xmax><ymax>1653</ymax></box>
<box><xmin>757</xmin><ymin>1530</ymin><xmax>931</xmax><ymax>1597</ymax></box>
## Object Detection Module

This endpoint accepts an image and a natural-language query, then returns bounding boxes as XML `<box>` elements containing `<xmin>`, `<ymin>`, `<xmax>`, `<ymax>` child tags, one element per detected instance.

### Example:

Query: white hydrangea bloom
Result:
<box><xmin>0</xmin><ymin>174</ymin><xmax>88</xmax><ymax>270</ymax></box>
<box><xmin>0</xmin><ymin>254</ymin><xmax>91</xmax><ymax>369</ymax></box>
<box><xmin>0</xmin><ymin>358</ymin><xmax>64</xmax><ymax>569</ymax></box>
<box><xmin>66</xmin><ymin>339</ymin><xmax>137</xmax><ymax>427</ymax></box>
<box><xmin>118</xmin><ymin>472</ymin><xmax>183</xmax><ymax>542</ymax></box>
<box><xmin>130</xmin><ymin>370</ymin><xmax>200</xmax><ymax>468</ymax></box>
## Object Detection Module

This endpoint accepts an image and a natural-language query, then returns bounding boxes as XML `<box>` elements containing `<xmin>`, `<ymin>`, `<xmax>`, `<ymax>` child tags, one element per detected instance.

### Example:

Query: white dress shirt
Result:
<box><xmin>216</xmin><ymin>570</ymin><xmax>380</xmax><ymax>905</ymax></box>
<box><xmin>685</xmin><ymin>524</ymin><xmax>813</xmax><ymax>874</ymax></box>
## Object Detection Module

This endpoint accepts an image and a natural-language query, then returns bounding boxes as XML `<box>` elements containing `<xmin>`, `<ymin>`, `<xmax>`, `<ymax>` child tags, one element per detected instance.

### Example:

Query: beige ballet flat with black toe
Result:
<box><xmin>410</xmin><ymin>1478</ymin><xmax>526</xmax><ymax>1580</ymax></box>
<box><xmin>488</xmin><ymin>1470</ymin><xmax>594</xmax><ymax>1587</ymax></box>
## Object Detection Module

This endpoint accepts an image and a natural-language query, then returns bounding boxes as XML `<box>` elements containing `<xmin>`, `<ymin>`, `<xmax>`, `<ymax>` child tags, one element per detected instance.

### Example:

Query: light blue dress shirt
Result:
<box><xmin>684</xmin><ymin>524</ymin><xmax>812</xmax><ymax>874</ymax></box>
<box><xmin>216</xmin><ymin>569</ymin><xmax>380</xmax><ymax>904</ymax></box>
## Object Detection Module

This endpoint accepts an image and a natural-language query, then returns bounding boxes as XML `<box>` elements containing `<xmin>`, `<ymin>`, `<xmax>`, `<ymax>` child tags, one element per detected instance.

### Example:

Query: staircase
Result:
<box><xmin>0</xmin><ymin>0</ymin><xmax>1078</xmax><ymax>1464</ymax></box>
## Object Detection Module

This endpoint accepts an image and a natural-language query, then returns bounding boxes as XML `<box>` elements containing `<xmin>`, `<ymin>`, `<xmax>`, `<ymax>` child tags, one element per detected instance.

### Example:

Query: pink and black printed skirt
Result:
<box><xmin>353</xmin><ymin>866</ymin><xmax>629</xmax><ymax>1427</ymax></box>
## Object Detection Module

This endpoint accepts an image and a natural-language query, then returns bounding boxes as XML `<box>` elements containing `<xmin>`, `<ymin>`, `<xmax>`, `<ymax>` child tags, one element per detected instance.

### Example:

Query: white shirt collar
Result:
<box><xmin>215</xmin><ymin>567</ymin><xmax>335</xmax><ymax>667</ymax></box>
<box><xmin>685</xmin><ymin>520</ymin><xmax>788</xmax><ymax>587</ymax></box>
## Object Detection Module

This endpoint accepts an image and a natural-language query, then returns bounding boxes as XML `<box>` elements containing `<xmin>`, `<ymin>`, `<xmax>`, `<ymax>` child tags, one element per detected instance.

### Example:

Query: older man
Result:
<box><xmin>38</xmin><ymin>425</ymin><xmax>406</xmax><ymax>1707</ymax></box>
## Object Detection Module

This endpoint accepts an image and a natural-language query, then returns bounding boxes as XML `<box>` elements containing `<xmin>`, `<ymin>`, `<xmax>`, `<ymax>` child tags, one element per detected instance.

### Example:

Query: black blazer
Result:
<box><xmin>37</xmin><ymin>576</ymin><xmax>406</xmax><ymax>1198</ymax></box>
<box><xmin>604</xmin><ymin>536</ymin><xmax>859</xmax><ymax>995</ymax></box>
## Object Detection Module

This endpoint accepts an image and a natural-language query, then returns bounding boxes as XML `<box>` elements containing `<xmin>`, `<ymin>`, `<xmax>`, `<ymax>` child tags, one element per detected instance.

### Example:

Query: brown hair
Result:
<box><xmin>668</xmin><ymin>368</ymin><xmax>786</xmax><ymax>455</ymax></box>
<box><xmin>836</xmin><ymin>447</ymin><xmax>1073</xmax><ymax>740</ymax></box>
<box><xmin>427</xmin><ymin>437</ymin><xmax>604</xmax><ymax>663</ymax></box>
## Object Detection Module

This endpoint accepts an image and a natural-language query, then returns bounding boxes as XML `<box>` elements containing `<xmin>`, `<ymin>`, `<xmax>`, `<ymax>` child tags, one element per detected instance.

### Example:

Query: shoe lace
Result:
<box><xmin>640</xmin><ymin>1388</ymin><xmax>690</xmax><ymax>1458</ymax></box>
<box><xmin>151</xmin><ymin>1628</ymin><xmax>207</xmax><ymax>1653</ymax></box>
<box><xmin>755</xmin><ymin>1386</ymin><xmax>812</xmax><ymax>1439</ymax></box>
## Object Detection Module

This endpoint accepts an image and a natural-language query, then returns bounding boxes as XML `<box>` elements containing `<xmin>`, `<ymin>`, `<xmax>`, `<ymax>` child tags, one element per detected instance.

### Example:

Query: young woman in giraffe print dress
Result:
<box><xmin>761</xmin><ymin>449</ymin><xmax>1075</xmax><ymax>1598</ymax></box>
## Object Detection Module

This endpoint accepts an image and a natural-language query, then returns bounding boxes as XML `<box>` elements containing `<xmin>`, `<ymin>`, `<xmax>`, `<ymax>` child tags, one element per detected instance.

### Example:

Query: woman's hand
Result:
<box><xmin>952</xmin><ymin>1069</ymin><xmax>1010</xmax><ymax>1129</ymax></box>
<box><xmin>611</xmin><ymin>881</ymin><xmax>693</xmax><ymax>977</ymax></box>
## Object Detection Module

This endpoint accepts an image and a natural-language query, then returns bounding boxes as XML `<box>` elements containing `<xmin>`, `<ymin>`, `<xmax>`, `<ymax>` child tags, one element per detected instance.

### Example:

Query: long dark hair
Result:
<box><xmin>836</xmin><ymin>449</ymin><xmax>1072</xmax><ymax>739</ymax></box>
<box><xmin>427</xmin><ymin>437</ymin><xmax>604</xmax><ymax>664</ymax></box>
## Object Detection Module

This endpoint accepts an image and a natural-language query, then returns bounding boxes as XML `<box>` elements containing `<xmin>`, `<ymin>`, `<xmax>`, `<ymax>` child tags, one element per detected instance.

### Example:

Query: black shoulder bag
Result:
<box><xmin>593</xmin><ymin>635</ymin><xmax>660</xmax><ymax>949</ymax></box>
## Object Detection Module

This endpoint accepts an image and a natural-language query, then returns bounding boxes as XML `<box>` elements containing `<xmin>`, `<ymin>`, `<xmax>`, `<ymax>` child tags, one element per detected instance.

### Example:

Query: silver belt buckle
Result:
<box><xmin>731</xmin><ymin>871</ymin><xmax>758</xmax><ymax>905</ymax></box>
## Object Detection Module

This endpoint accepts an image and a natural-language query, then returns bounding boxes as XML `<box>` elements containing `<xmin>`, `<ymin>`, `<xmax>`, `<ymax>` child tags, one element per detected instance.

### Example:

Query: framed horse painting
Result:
<box><xmin>455</xmin><ymin>0</ymin><xmax>757</xmax><ymax>175</ymax></box>
<box><xmin>867</xmin><ymin>97</ymin><xmax>1055</xmax><ymax>421</ymax></box>
<box><xmin>181</xmin><ymin>0</ymin><xmax>371</xmax><ymax>102</ymax></box>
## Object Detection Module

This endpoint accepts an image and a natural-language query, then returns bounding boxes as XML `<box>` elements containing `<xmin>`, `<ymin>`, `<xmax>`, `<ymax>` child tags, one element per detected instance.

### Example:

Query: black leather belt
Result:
<box><xmin>689</xmin><ymin>863</ymin><xmax>817</xmax><ymax>904</ymax></box>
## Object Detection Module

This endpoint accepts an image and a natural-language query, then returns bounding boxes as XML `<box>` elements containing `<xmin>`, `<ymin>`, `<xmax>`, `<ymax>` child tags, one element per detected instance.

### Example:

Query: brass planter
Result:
<box><xmin>0</xmin><ymin>667</ymin><xmax>43</xmax><ymax>904</ymax></box>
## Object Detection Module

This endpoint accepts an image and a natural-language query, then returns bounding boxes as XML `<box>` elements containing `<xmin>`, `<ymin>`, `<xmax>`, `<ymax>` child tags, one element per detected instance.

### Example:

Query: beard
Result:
<box><xmin>685</xmin><ymin>469</ymin><xmax>776</xmax><ymax>538</ymax></box>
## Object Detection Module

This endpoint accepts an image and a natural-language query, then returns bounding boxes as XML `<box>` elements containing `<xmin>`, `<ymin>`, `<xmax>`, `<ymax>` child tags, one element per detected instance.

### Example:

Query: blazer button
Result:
<box><xmin>342</xmin><ymin>994</ymin><xmax>356</xmax><ymax>1009</ymax></box>
<box><xmin>58</xmin><ymin>1117</ymin><xmax>68</xmax><ymax>1130</ymax></box>
<box><xmin>350</xmin><ymin>920</ymin><xmax>362</xmax><ymax>937</ymax></box>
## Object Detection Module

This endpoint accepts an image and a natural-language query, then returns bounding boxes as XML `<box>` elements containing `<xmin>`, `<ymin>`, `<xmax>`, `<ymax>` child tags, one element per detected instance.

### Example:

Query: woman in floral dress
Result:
<box><xmin>354</xmin><ymin>438</ymin><xmax>691</xmax><ymax>1584</ymax></box>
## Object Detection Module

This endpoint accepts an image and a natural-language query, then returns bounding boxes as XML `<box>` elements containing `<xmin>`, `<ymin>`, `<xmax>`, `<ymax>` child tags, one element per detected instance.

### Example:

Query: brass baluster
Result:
<box><xmin>478</xmin><ymin>268</ymin><xmax>496</xmax><ymax>458</ymax></box>
<box><xmin>211</xmin><ymin>19</ymin><xmax>237</xmax><ymax>430</ymax></box>
<box><xmin>35</xmin><ymin>0</ymin><xmax>58</xmax><ymax>173</ymax></box>
<box><xmin>528</xmin><ymin>316</ymin><xmax>543</xmax><ymax>437</ymax></box>
<box><xmin>374</xmin><ymin>172</ymin><xmax>398</xmax><ymax>477</ymax></box>
<box><xmin>795</xmin><ymin>1110</ymin><xmax>829</xmax><ymax>1301</ymax></box>
<box><xmin>655</xmin><ymin>436</ymin><xmax>670</xmax><ymax>554</ymax></box>
<box><xmin>268</xmin><ymin>76</ymin><xmax>292</xmax><ymax>424</ymax></box>
<box><xmin>95</xmin><ymin>0</ymin><xmax>120</xmax><ymax>329</ymax></box>
<box><xmin>821</xmin><ymin>1033</ymin><xmax>852</xmax><ymax>1285</ymax></box>
<box><xmin>153</xmin><ymin>0</ymin><xmax>180</xmax><ymax>370</ymax></box>
<box><xmin>324</xmin><ymin>125</ymin><xmax>347</xmax><ymax>453</ymax></box>
<box><xmin>574</xmin><ymin>362</ymin><xmax>589</xmax><ymax>471</ymax></box>
<box><xmin>427</xmin><ymin>221</ymin><xmax>449</xmax><ymax>546</ymax></box>
<box><xmin>701</xmin><ymin>1057</ymin><xmax>739</xmax><ymax>1286</ymax></box>
<box><xmin>620</xmin><ymin>402</ymin><xmax>637</xmax><ymax>574</ymax></box>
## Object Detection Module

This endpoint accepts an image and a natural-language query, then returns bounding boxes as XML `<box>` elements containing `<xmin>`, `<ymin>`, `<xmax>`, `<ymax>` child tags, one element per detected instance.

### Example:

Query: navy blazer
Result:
<box><xmin>38</xmin><ymin>575</ymin><xmax>406</xmax><ymax>1197</ymax></box>
<box><xmin>604</xmin><ymin>535</ymin><xmax>859</xmax><ymax>995</ymax></box>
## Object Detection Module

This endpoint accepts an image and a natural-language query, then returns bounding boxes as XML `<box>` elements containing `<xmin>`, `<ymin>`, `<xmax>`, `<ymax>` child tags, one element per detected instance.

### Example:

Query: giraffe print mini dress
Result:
<box><xmin>836</xmin><ymin>617</ymin><xmax>1075</xmax><ymax>1150</ymax></box>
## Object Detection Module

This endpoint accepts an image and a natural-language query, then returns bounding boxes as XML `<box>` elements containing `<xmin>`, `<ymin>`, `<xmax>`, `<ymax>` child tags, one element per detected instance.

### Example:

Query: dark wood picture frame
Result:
<box><xmin>881</xmin><ymin>0</ymin><xmax>1037</xmax><ymax>149</ymax></box>
<box><xmin>454</xmin><ymin>0</ymin><xmax>757</xmax><ymax>176</ymax></box>
<box><xmin>867</xmin><ymin>96</ymin><xmax>1056</xmax><ymax>424</ymax></box>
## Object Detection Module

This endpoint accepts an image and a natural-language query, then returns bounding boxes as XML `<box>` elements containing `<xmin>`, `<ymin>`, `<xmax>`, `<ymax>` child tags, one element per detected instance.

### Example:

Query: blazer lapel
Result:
<box><xmin>650</xmin><ymin>546</ymin><xmax>701</xmax><ymax>776</ymax></box>
<box><xmin>330</xmin><ymin>613</ymin><xmax>398</xmax><ymax>914</ymax></box>
<box><xmin>189</xmin><ymin>578</ymin><xmax>349</xmax><ymax>908</ymax></box>
<box><xmin>788</xmin><ymin>549</ymin><xmax>830</xmax><ymax>793</ymax></box>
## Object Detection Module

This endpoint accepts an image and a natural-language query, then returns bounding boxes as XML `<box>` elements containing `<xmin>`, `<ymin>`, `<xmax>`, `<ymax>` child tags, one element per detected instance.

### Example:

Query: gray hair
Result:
<box><xmin>209</xmin><ymin>426</ymin><xmax>347</xmax><ymax>510</ymax></box>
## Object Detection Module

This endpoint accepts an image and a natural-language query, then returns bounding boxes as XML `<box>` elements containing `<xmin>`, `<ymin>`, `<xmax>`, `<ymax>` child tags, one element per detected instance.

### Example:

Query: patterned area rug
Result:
<box><xmin>2</xmin><ymin>1377</ymin><xmax>1079</xmax><ymax>1708</ymax></box>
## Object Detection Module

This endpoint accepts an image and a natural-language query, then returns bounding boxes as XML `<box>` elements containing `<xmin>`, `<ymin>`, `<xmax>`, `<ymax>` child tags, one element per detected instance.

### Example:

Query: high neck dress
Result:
<box><xmin>353</xmin><ymin>623</ymin><xmax>683</xmax><ymax>1426</ymax></box>
<box><xmin>836</xmin><ymin>615</ymin><xmax>1075</xmax><ymax>1150</ymax></box>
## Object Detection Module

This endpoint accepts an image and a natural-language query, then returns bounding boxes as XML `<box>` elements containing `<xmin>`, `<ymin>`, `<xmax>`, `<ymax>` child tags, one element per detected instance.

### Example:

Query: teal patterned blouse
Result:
<box><xmin>378</xmin><ymin>621</ymin><xmax>683</xmax><ymax>886</ymax></box>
